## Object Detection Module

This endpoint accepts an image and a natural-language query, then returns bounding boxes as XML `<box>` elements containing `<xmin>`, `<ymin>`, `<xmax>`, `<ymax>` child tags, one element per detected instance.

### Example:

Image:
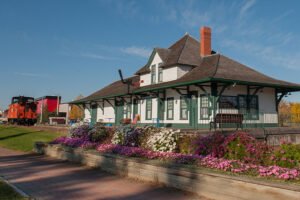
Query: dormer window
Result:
<box><xmin>158</xmin><ymin>63</ymin><xmax>163</xmax><ymax>83</ymax></box>
<box><xmin>151</xmin><ymin>64</ymin><xmax>156</xmax><ymax>84</ymax></box>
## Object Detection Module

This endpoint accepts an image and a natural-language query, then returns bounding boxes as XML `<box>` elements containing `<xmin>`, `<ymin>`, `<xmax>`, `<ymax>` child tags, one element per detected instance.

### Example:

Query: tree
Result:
<box><xmin>38</xmin><ymin>104</ymin><xmax>50</xmax><ymax>124</ymax></box>
<box><xmin>69</xmin><ymin>95</ymin><xmax>84</xmax><ymax>121</ymax></box>
<box><xmin>278</xmin><ymin>101</ymin><xmax>291</xmax><ymax>126</ymax></box>
<box><xmin>290</xmin><ymin>103</ymin><xmax>300</xmax><ymax>124</ymax></box>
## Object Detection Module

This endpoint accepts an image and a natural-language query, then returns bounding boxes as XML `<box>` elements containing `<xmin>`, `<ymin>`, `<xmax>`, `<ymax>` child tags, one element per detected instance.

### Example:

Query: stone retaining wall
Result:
<box><xmin>34</xmin><ymin>143</ymin><xmax>300</xmax><ymax>200</ymax></box>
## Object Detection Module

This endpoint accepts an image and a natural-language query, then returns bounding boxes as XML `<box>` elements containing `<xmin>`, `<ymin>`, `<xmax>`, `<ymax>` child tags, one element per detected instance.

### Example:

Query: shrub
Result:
<box><xmin>139</xmin><ymin>126</ymin><xmax>160</xmax><ymax>149</ymax></box>
<box><xmin>223</xmin><ymin>132</ymin><xmax>272</xmax><ymax>164</ymax></box>
<box><xmin>194</xmin><ymin>133</ymin><xmax>225</xmax><ymax>157</ymax></box>
<box><xmin>177</xmin><ymin>136</ymin><xmax>197</xmax><ymax>154</ymax></box>
<box><xmin>272</xmin><ymin>143</ymin><xmax>300</xmax><ymax>168</ymax></box>
<box><xmin>124</xmin><ymin>128</ymin><xmax>143</xmax><ymax>147</ymax></box>
<box><xmin>69</xmin><ymin>124</ymin><xmax>91</xmax><ymax>139</ymax></box>
<box><xmin>88</xmin><ymin>125</ymin><xmax>108</xmax><ymax>143</ymax></box>
<box><xmin>111</xmin><ymin>125</ymin><xmax>134</xmax><ymax>145</ymax></box>
<box><xmin>146</xmin><ymin>128</ymin><xmax>179</xmax><ymax>152</ymax></box>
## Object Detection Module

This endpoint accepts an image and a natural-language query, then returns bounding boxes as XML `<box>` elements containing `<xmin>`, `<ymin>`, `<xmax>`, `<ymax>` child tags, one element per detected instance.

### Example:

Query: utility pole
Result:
<box><xmin>57</xmin><ymin>95</ymin><xmax>59</xmax><ymax>116</ymax></box>
<box><xmin>40</xmin><ymin>97</ymin><xmax>44</xmax><ymax>123</ymax></box>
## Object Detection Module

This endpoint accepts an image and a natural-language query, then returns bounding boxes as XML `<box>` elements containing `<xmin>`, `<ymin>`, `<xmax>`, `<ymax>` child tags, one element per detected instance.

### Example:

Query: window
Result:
<box><xmin>238</xmin><ymin>96</ymin><xmax>247</xmax><ymax>114</ymax></box>
<box><xmin>158</xmin><ymin>63</ymin><xmax>163</xmax><ymax>82</ymax></box>
<box><xmin>200</xmin><ymin>95</ymin><xmax>210</xmax><ymax>119</ymax></box>
<box><xmin>238</xmin><ymin>95</ymin><xmax>259</xmax><ymax>120</ymax></box>
<box><xmin>145</xmin><ymin>98</ymin><xmax>152</xmax><ymax>120</ymax></box>
<box><xmin>249</xmin><ymin>96</ymin><xmax>259</xmax><ymax>120</ymax></box>
<box><xmin>166</xmin><ymin>97</ymin><xmax>174</xmax><ymax>120</ymax></box>
<box><xmin>151</xmin><ymin>65</ymin><xmax>156</xmax><ymax>84</ymax></box>
<box><xmin>219</xmin><ymin>96</ymin><xmax>238</xmax><ymax>109</ymax></box>
<box><xmin>180</xmin><ymin>96</ymin><xmax>189</xmax><ymax>120</ymax></box>
<box><xmin>124</xmin><ymin>103</ymin><xmax>131</xmax><ymax>119</ymax></box>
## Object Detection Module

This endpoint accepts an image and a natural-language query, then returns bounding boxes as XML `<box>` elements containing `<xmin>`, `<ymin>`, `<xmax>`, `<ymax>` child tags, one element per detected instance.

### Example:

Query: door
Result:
<box><xmin>115</xmin><ymin>100</ymin><xmax>124</xmax><ymax>125</ymax></box>
<box><xmin>133</xmin><ymin>99</ymin><xmax>138</xmax><ymax>118</ymax></box>
<box><xmin>90</xmin><ymin>105</ymin><xmax>98</xmax><ymax>126</ymax></box>
<box><xmin>189</xmin><ymin>92</ymin><xmax>198</xmax><ymax>129</ymax></box>
<box><xmin>157</xmin><ymin>97</ymin><xmax>165</xmax><ymax>127</ymax></box>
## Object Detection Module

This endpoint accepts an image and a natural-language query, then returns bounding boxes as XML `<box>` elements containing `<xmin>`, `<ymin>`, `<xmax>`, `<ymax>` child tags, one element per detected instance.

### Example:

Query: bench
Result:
<box><xmin>210</xmin><ymin>113</ymin><xmax>243</xmax><ymax>130</ymax></box>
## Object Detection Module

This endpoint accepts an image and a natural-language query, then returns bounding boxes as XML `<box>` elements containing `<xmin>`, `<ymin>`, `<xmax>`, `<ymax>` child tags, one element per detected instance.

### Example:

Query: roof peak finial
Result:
<box><xmin>185</xmin><ymin>32</ymin><xmax>189</xmax><ymax>36</ymax></box>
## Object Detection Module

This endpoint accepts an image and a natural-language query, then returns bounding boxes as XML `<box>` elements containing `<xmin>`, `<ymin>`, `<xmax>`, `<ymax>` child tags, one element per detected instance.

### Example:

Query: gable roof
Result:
<box><xmin>134</xmin><ymin>54</ymin><xmax>300</xmax><ymax>93</ymax></box>
<box><xmin>135</xmin><ymin>34</ymin><xmax>202</xmax><ymax>75</ymax></box>
<box><xmin>71</xmin><ymin>76</ymin><xmax>140</xmax><ymax>104</ymax></box>
<box><xmin>71</xmin><ymin>34</ymin><xmax>300</xmax><ymax>104</ymax></box>
<box><xmin>135</xmin><ymin>48</ymin><xmax>170</xmax><ymax>75</ymax></box>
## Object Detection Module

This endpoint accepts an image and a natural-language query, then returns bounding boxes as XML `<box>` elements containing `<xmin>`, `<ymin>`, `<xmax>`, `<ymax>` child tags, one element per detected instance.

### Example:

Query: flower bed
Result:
<box><xmin>51</xmin><ymin>124</ymin><xmax>300</xmax><ymax>181</ymax></box>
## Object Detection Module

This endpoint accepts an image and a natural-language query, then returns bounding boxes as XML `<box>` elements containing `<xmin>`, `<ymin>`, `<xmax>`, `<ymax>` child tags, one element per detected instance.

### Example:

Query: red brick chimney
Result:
<box><xmin>200</xmin><ymin>26</ymin><xmax>211</xmax><ymax>57</ymax></box>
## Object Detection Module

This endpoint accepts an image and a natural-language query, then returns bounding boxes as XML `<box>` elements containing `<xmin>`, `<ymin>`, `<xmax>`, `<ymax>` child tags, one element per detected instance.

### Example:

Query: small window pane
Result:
<box><xmin>158</xmin><ymin>67</ymin><xmax>163</xmax><ymax>82</ymax></box>
<box><xmin>151</xmin><ymin>65</ymin><xmax>156</xmax><ymax>84</ymax></box>
<box><xmin>200</xmin><ymin>95</ymin><xmax>209</xmax><ymax>119</ymax></box>
<box><xmin>219</xmin><ymin>96</ymin><xmax>238</xmax><ymax>109</ymax></box>
<box><xmin>146</xmin><ymin>99</ymin><xmax>152</xmax><ymax>120</ymax></box>
<box><xmin>167</xmin><ymin>98</ymin><xmax>174</xmax><ymax>119</ymax></box>
<box><xmin>180</xmin><ymin>96</ymin><xmax>188</xmax><ymax>120</ymax></box>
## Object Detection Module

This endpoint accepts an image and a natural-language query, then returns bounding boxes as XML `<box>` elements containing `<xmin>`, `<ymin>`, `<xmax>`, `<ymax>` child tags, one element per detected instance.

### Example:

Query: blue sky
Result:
<box><xmin>1</xmin><ymin>0</ymin><xmax>300</xmax><ymax>109</ymax></box>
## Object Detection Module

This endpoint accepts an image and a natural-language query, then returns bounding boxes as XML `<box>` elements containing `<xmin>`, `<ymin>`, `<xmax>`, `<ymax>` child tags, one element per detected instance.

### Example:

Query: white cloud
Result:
<box><xmin>14</xmin><ymin>72</ymin><xmax>46</xmax><ymax>78</ymax></box>
<box><xmin>80</xmin><ymin>53</ymin><xmax>117</xmax><ymax>60</ymax></box>
<box><xmin>222</xmin><ymin>39</ymin><xmax>300</xmax><ymax>70</ymax></box>
<box><xmin>239</xmin><ymin>0</ymin><xmax>256</xmax><ymax>18</ymax></box>
<box><xmin>120</xmin><ymin>46</ymin><xmax>151</xmax><ymax>58</ymax></box>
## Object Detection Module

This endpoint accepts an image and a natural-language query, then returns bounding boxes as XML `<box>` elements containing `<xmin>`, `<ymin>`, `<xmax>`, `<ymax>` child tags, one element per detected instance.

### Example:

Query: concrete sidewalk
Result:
<box><xmin>0</xmin><ymin>147</ymin><xmax>203</xmax><ymax>200</ymax></box>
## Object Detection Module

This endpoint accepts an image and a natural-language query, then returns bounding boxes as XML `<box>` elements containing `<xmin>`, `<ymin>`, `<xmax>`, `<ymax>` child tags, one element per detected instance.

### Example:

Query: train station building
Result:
<box><xmin>70</xmin><ymin>27</ymin><xmax>300</xmax><ymax>129</ymax></box>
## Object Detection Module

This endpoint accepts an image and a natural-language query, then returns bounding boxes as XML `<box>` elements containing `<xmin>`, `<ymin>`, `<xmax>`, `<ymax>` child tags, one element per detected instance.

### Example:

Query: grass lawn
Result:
<box><xmin>0</xmin><ymin>125</ymin><xmax>65</xmax><ymax>152</ymax></box>
<box><xmin>0</xmin><ymin>180</ymin><xmax>27</xmax><ymax>200</ymax></box>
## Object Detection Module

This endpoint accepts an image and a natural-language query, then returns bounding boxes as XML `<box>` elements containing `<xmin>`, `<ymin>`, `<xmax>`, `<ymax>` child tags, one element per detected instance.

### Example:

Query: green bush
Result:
<box><xmin>88</xmin><ymin>125</ymin><xmax>108</xmax><ymax>143</ymax></box>
<box><xmin>225</xmin><ymin>138</ymin><xmax>247</xmax><ymax>160</ymax></box>
<box><xmin>177</xmin><ymin>136</ymin><xmax>197</xmax><ymax>154</ymax></box>
<box><xmin>273</xmin><ymin>143</ymin><xmax>300</xmax><ymax>168</ymax></box>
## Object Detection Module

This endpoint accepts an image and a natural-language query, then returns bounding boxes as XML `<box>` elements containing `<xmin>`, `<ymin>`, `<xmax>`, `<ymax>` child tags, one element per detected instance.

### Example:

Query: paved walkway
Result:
<box><xmin>0</xmin><ymin>147</ymin><xmax>203</xmax><ymax>200</ymax></box>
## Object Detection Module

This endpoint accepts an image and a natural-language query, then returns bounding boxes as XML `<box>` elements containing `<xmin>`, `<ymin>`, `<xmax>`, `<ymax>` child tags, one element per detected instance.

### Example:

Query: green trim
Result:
<box><xmin>71</xmin><ymin>76</ymin><xmax>300</xmax><ymax>105</ymax></box>
<box><xmin>145</xmin><ymin>98</ymin><xmax>152</xmax><ymax>120</ymax></box>
<box><xmin>134</xmin><ymin>123</ymin><xmax>278</xmax><ymax>129</ymax></box>
<box><xmin>134</xmin><ymin>78</ymin><xmax>212</xmax><ymax>93</ymax></box>
<box><xmin>90</xmin><ymin>104</ymin><xmax>98</xmax><ymax>126</ymax></box>
<box><xmin>211</xmin><ymin>78</ymin><xmax>300</xmax><ymax>90</ymax></box>
<box><xmin>180</xmin><ymin>95</ymin><xmax>188</xmax><ymax>120</ymax></box>
<box><xmin>166</xmin><ymin>97</ymin><xmax>174</xmax><ymax>120</ymax></box>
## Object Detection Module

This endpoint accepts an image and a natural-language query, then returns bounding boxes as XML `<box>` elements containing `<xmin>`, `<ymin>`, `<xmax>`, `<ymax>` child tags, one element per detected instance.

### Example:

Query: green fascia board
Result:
<box><xmin>71</xmin><ymin>77</ymin><xmax>300</xmax><ymax>104</ymax></box>
<box><xmin>133</xmin><ymin>78</ymin><xmax>212</xmax><ymax>93</ymax></box>
<box><xmin>211</xmin><ymin>78</ymin><xmax>300</xmax><ymax>91</ymax></box>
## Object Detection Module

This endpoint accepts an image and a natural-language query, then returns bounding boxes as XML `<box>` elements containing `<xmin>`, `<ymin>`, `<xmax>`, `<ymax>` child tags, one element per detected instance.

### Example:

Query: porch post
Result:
<box><xmin>211</xmin><ymin>82</ymin><xmax>218</xmax><ymax>119</ymax></box>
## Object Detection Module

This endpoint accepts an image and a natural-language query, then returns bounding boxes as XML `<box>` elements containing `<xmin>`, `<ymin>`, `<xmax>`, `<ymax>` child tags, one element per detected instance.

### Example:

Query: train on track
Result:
<box><xmin>7</xmin><ymin>96</ymin><xmax>37</xmax><ymax>125</ymax></box>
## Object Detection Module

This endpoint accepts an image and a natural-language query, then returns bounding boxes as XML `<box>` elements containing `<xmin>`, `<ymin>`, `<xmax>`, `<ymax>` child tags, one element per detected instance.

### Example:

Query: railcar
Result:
<box><xmin>7</xmin><ymin>96</ymin><xmax>37</xmax><ymax>125</ymax></box>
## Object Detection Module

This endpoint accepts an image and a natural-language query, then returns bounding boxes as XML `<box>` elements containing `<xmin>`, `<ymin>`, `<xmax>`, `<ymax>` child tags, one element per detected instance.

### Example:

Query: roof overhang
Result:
<box><xmin>70</xmin><ymin>77</ymin><xmax>300</xmax><ymax>105</ymax></box>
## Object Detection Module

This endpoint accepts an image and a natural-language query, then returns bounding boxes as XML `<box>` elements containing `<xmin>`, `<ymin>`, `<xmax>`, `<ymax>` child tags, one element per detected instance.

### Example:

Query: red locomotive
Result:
<box><xmin>7</xmin><ymin>96</ymin><xmax>37</xmax><ymax>125</ymax></box>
